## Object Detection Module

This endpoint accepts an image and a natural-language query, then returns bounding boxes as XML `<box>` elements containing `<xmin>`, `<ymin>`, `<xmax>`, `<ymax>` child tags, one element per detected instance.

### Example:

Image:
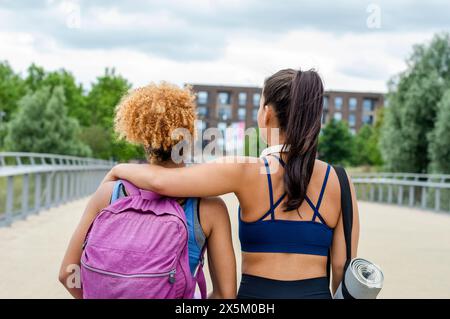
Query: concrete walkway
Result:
<box><xmin>0</xmin><ymin>194</ymin><xmax>449</xmax><ymax>298</ymax></box>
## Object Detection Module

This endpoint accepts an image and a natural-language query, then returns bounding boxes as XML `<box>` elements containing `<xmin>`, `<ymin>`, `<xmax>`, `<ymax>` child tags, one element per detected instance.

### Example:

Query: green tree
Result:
<box><xmin>380</xmin><ymin>33</ymin><xmax>450</xmax><ymax>173</ymax></box>
<box><xmin>24</xmin><ymin>63</ymin><xmax>46</xmax><ymax>92</ymax></box>
<box><xmin>4</xmin><ymin>86</ymin><xmax>91</xmax><ymax>156</ymax></box>
<box><xmin>428</xmin><ymin>89</ymin><xmax>450</xmax><ymax>173</ymax></box>
<box><xmin>352</xmin><ymin>124</ymin><xmax>383</xmax><ymax>167</ymax></box>
<box><xmin>24</xmin><ymin>64</ymin><xmax>87</xmax><ymax>124</ymax></box>
<box><xmin>82</xmin><ymin>68</ymin><xmax>133</xmax><ymax>160</ymax></box>
<box><xmin>318</xmin><ymin>119</ymin><xmax>354</xmax><ymax>165</ymax></box>
<box><xmin>0</xmin><ymin>61</ymin><xmax>27</xmax><ymax>148</ymax></box>
<box><xmin>85</xmin><ymin>68</ymin><xmax>131</xmax><ymax>129</ymax></box>
<box><xmin>0</xmin><ymin>61</ymin><xmax>26</xmax><ymax>121</ymax></box>
<box><xmin>79</xmin><ymin>125</ymin><xmax>144</xmax><ymax>161</ymax></box>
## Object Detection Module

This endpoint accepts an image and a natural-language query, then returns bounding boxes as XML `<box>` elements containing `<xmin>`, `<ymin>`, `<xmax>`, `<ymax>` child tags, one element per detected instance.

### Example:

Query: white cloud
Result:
<box><xmin>0</xmin><ymin>1</ymin><xmax>445</xmax><ymax>93</ymax></box>
<box><xmin>0</xmin><ymin>28</ymin><xmax>436</xmax><ymax>92</ymax></box>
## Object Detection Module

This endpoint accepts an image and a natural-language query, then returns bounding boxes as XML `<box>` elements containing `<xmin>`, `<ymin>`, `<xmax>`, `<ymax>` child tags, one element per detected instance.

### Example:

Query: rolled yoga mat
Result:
<box><xmin>334</xmin><ymin>258</ymin><xmax>384</xmax><ymax>299</ymax></box>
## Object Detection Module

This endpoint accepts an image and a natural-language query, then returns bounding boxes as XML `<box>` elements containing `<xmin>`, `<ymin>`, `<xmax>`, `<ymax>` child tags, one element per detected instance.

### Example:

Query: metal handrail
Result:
<box><xmin>352</xmin><ymin>177</ymin><xmax>450</xmax><ymax>189</ymax></box>
<box><xmin>351</xmin><ymin>172</ymin><xmax>450</xmax><ymax>181</ymax></box>
<box><xmin>352</xmin><ymin>174</ymin><xmax>450</xmax><ymax>213</ymax></box>
<box><xmin>0</xmin><ymin>152</ymin><xmax>114</xmax><ymax>167</ymax></box>
<box><xmin>0</xmin><ymin>152</ymin><xmax>115</xmax><ymax>227</ymax></box>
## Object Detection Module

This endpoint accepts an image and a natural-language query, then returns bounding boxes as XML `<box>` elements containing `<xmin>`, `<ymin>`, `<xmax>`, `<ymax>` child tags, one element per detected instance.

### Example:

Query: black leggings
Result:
<box><xmin>237</xmin><ymin>274</ymin><xmax>332</xmax><ymax>299</ymax></box>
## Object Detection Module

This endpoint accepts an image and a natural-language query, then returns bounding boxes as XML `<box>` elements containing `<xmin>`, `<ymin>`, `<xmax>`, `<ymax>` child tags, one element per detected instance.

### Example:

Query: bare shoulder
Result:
<box><xmin>89</xmin><ymin>181</ymin><xmax>116</xmax><ymax>211</ymax></box>
<box><xmin>199</xmin><ymin>196</ymin><xmax>228</xmax><ymax>218</ymax></box>
<box><xmin>313</xmin><ymin>160</ymin><xmax>342</xmax><ymax>206</ymax></box>
<box><xmin>198</xmin><ymin>196</ymin><xmax>230</xmax><ymax>237</ymax></box>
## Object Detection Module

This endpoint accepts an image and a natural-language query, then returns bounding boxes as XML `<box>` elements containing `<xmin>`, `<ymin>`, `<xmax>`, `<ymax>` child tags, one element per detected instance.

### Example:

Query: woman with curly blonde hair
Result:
<box><xmin>59</xmin><ymin>82</ymin><xmax>237</xmax><ymax>299</ymax></box>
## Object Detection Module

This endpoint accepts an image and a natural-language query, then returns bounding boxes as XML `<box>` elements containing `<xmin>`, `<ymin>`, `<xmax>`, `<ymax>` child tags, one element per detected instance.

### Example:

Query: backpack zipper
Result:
<box><xmin>81</xmin><ymin>260</ymin><xmax>176</xmax><ymax>283</ymax></box>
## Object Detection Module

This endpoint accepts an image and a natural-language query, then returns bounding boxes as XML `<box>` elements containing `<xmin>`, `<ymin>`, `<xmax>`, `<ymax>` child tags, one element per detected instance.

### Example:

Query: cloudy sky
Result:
<box><xmin>1</xmin><ymin>0</ymin><xmax>449</xmax><ymax>92</ymax></box>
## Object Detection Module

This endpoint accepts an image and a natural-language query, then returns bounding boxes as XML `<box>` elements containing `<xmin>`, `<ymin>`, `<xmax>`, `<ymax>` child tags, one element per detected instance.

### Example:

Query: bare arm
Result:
<box><xmin>200</xmin><ymin>197</ymin><xmax>237</xmax><ymax>299</ymax></box>
<box><xmin>330</xmin><ymin>172</ymin><xmax>360</xmax><ymax>295</ymax></box>
<box><xmin>58</xmin><ymin>182</ymin><xmax>115</xmax><ymax>298</ymax></box>
<box><xmin>102</xmin><ymin>157</ymin><xmax>250</xmax><ymax>198</ymax></box>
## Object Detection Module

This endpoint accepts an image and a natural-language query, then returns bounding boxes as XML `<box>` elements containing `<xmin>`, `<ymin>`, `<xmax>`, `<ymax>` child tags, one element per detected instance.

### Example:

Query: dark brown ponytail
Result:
<box><xmin>263</xmin><ymin>69</ymin><xmax>324</xmax><ymax>211</ymax></box>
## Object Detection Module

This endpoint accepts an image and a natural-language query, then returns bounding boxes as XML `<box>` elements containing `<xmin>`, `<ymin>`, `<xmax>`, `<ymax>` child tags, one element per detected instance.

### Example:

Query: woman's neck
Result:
<box><xmin>266</xmin><ymin>131</ymin><xmax>286</xmax><ymax>147</ymax></box>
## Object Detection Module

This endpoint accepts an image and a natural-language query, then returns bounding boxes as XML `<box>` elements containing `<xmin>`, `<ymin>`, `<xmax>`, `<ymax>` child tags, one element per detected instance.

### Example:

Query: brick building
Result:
<box><xmin>188</xmin><ymin>84</ymin><xmax>384</xmax><ymax>134</ymax></box>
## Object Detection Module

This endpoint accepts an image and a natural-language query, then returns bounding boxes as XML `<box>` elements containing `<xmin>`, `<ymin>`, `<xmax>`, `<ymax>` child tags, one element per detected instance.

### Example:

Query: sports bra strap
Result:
<box><xmin>263</xmin><ymin>158</ymin><xmax>275</xmax><ymax>220</ymax></box>
<box><xmin>316</xmin><ymin>164</ymin><xmax>331</xmax><ymax>210</ymax></box>
<box><xmin>306</xmin><ymin>164</ymin><xmax>331</xmax><ymax>224</ymax></box>
<box><xmin>305</xmin><ymin>196</ymin><xmax>327</xmax><ymax>225</ymax></box>
<box><xmin>273</xmin><ymin>192</ymin><xmax>287</xmax><ymax>210</ymax></box>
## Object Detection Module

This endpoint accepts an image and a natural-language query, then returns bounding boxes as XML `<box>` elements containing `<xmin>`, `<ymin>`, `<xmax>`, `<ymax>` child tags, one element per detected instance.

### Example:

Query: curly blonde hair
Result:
<box><xmin>114</xmin><ymin>82</ymin><xmax>196</xmax><ymax>162</ymax></box>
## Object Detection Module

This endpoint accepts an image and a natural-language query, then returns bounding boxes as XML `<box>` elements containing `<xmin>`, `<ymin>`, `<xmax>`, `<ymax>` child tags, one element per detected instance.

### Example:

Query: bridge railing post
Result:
<box><xmin>421</xmin><ymin>186</ymin><xmax>427</xmax><ymax>209</ymax></box>
<box><xmin>21</xmin><ymin>173</ymin><xmax>29</xmax><ymax>219</ymax></box>
<box><xmin>34</xmin><ymin>173</ymin><xmax>42</xmax><ymax>214</ymax></box>
<box><xmin>398</xmin><ymin>185</ymin><xmax>404</xmax><ymax>205</ymax></box>
<box><xmin>0</xmin><ymin>152</ymin><xmax>115</xmax><ymax>227</ymax></box>
<box><xmin>3</xmin><ymin>176</ymin><xmax>14</xmax><ymax>227</ymax></box>
<box><xmin>435</xmin><ymin>188</ymin><xmax>441</xmax><ymax>212</ymax></box>
<box><xmin>352</xmin><ymin>172</ymin><xmax>450</xmax><ymax>213</ymax></box>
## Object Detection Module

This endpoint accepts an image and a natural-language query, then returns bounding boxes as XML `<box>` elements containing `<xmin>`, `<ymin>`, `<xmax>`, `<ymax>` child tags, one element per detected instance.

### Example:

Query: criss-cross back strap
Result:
<box><xmin>316</xmin><ymin>164</ymin><xmax>331</xmax><ymax>211</ymax></box>
<box><xmin>304</xmin><ymin>164</ymin><xmax>331</xmax><ymax>225</ymax></box>
<box><xmin>262</xmin><ymin>157</ymin><xmax>275</xmax><ymax>220</ymax></box>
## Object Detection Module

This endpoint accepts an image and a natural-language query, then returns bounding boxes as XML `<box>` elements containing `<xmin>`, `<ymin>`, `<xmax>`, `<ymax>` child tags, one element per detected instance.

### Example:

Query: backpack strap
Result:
<box><xmin>120</xmin><ymin>179</ymin><xmax>162</xmax><ymax>201</ymax></box>
<box><xmin>119</xmin><ymin>179</ymin><xmax>140</xmax><ymax>196</ymax></box>
<box><xmin>333</xmin><ymin>165</ymin><xmax>355</xmax><ymax>299</ymax></box>
<box><xmin>195</xmin><ymin>245</ymin><xmax>208</xmax><ymax>299</ymax></box>
<box><xmin>110</xmin><ymin>180</ymin><xmax>128</xmax><ymax>204</ymax></box>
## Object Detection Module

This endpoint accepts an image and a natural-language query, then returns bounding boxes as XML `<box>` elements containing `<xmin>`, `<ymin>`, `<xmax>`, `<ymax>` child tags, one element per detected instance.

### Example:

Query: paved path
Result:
<box><xmin>0</xmin><ymin>194</ymin><xmax>449</xmax><ymax>298</ymax></box>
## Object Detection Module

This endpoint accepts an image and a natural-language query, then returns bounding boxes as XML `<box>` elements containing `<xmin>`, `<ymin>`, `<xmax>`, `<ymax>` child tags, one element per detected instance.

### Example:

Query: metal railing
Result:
<box><xmin>352</xmin><ymin>173</ymin><xmax>450</xmax><ymax>213</ymax></box>
<box><xmin>0</xmin><ymin>152</ymin><xmax>115</xmax><ymax>227</ymax></box>
<box><xmin>351</xmin><ymin>172</ymin><xmax>450</xmax><ymax>183</ymax></box>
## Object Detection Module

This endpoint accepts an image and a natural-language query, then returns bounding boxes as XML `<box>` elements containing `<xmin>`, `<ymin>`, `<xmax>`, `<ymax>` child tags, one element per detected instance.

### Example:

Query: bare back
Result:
<box><xmin>237</xmin><ymin>155</ymin><xmax>342</xmax><ymax>281</ymax></box>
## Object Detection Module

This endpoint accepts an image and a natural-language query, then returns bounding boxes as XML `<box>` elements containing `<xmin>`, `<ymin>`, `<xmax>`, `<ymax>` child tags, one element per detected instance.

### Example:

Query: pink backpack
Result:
<box><xmin>80</xmin><ymin>180</ymin><xmax>207</xmax><ymax>299</ymax></box>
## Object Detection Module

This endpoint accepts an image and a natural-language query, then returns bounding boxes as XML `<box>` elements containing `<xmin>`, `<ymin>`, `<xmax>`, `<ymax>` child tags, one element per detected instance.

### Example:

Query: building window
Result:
<box><xmin>217</xmin><ymin>122</ymin><xmax>227</xmax><ymax>149</ymax></box>
<box><xmin>238</xmin><ymin>92</ymin><xmax>247</xmax><ymax>107</ymax></box>
<box><xmin>348</xmin><ymin>114</ymin><xmax>356</xmax><ymax>127</ymax></box>
<box><xmin>217</xmin><ymin>92</ymin><xmax>231</xmax><ymax>105</ymax></box>
<box><xmin>334</xmin><ymin>112</ymin><xmax>342</xmax><ymax>121</ymax></box>
<box><xmin>362</xmin><ymin>114</ymin><xmax>374</xmax><ymax>125</ymax></box>
<box><xmin>197</xmin><ymin>91</ymin><xmax>208</xmax><ymax>105</ymax></box>
<box><xmin>238</xmin><ymin>107</ymin><xmax>246</xmax><ymax>121</ymax></box>
<box><xmin>350</xmin><ymin>128</ymin><xmax>356</xmax><ymax>135</ymax></box>
<box><xmin>349</xmin><ymin>97</ymin><xmax>357</xmax><ymax>111</ymax></box>
<box><xmin>217</xmin><ymin>92</ymin><xmax>232</xmax><ymax>120</ymax></box>
<box><xmin>323</xmin><ymin>96</ymin><xmax>329</xmax><ymax>110</ymax></box>
<box><xmin>197</xmin><ymin>106</ymin><xmax>208</xmax><ymax>117</ymax></box>
<box><xmin>218</xmin><ymin>106</ymin><xmax>232</xmax><ymax>120</ymax></box>
<box><xmin>363</xmin><ymin>98</ymin><xmax>375</xmax><ymax>112</ymax></box>
<box><xmin>253</xmin><ymin>93</ymin><xmax>261</xmax><ymax>107</ymax></box>
<box><xmin>252</xmin><ymin>109</ymin><xmax>258</xmax><ymax>122</ymax></box>
<box><xmin>334</xmin><ymin>97</ymin><xmax>343</xmax><ymax>110</ymax></box>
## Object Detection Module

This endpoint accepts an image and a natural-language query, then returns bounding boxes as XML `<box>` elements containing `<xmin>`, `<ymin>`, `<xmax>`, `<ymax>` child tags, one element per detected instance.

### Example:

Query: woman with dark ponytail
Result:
<box><xmin>103</xmin><ymin>68</ymin><xmax>360</xmax><ymax>299</ymax></box>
